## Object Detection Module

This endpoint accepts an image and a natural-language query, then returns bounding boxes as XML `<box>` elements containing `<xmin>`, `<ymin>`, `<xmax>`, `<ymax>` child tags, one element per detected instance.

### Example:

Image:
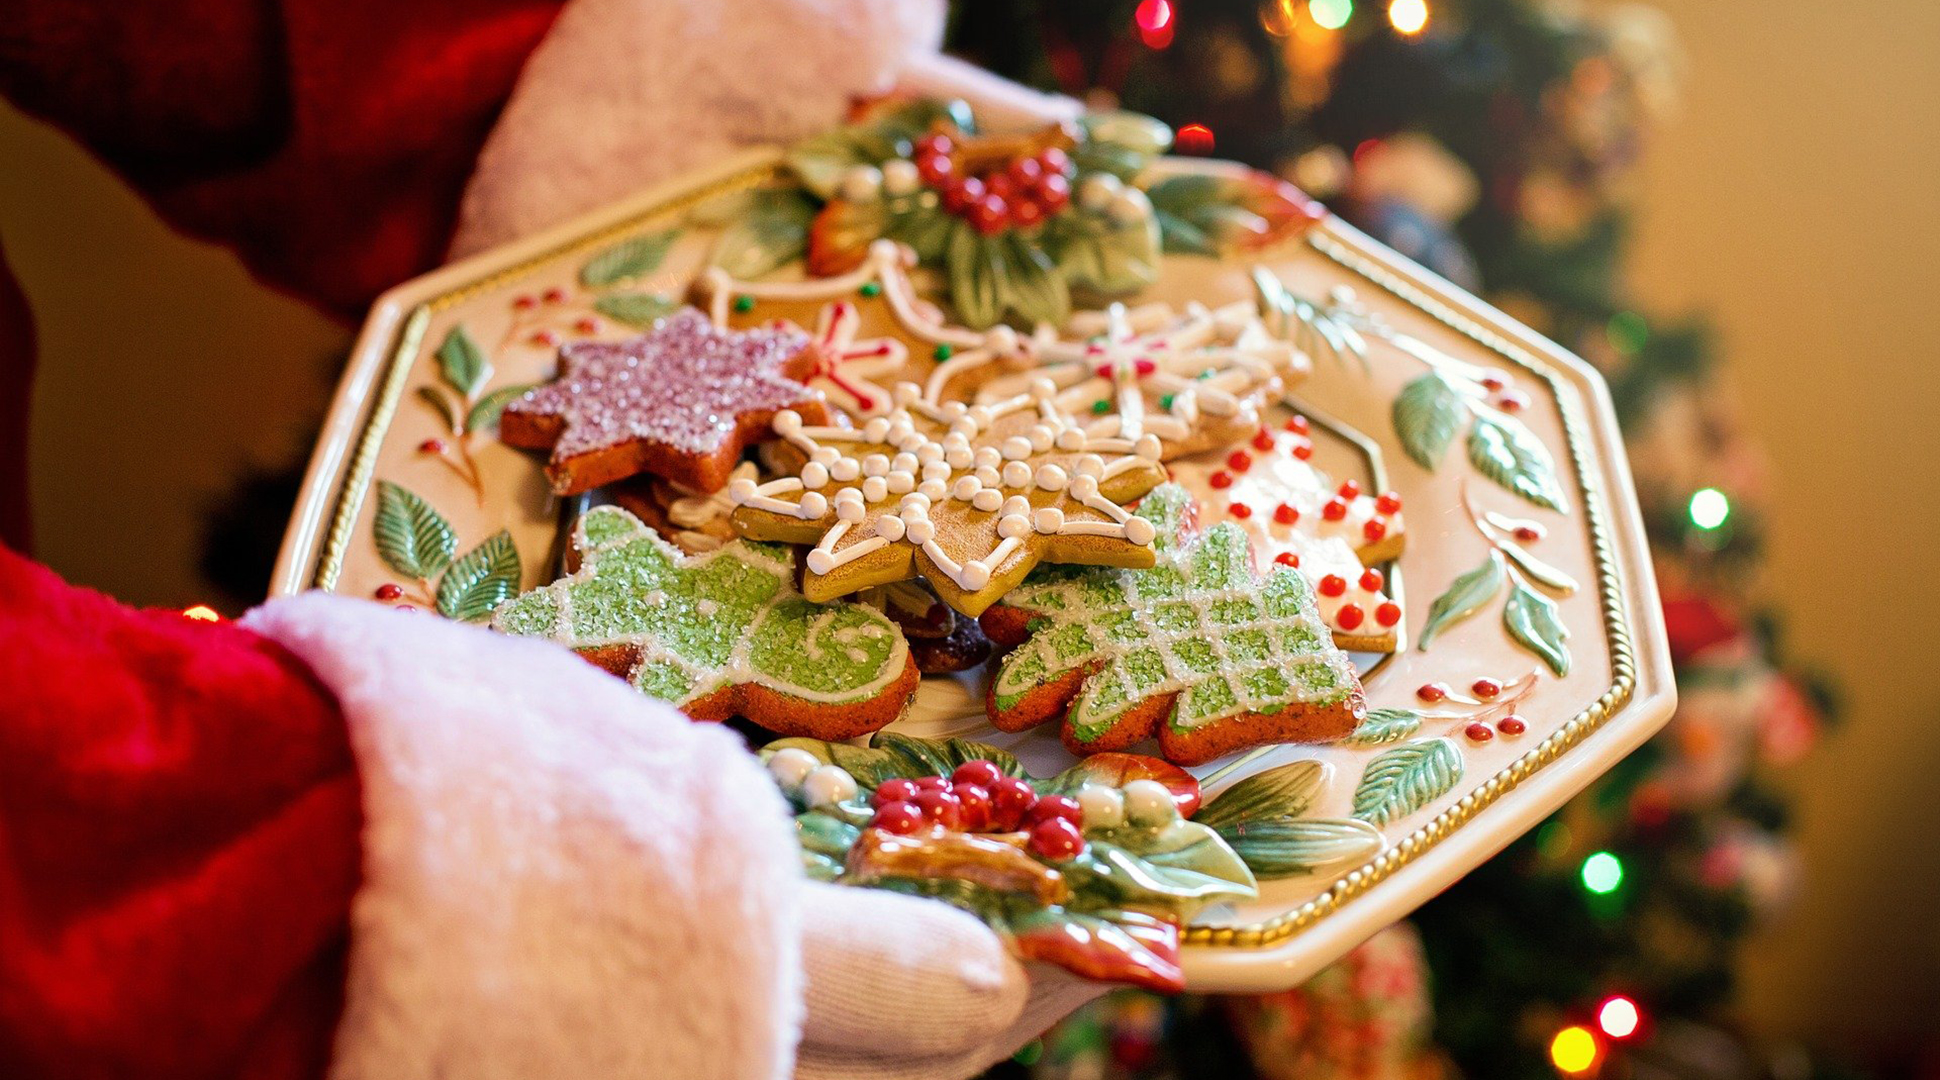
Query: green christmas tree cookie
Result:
<box><xmin>979</xmin><ymin>484</ymin><xmax>1366</xmax><ymax>765</ymax></box>
<box><xmin>493</xmin><ymin>506</ymin><xmax>918</xmax><ymax>737</ymax></box>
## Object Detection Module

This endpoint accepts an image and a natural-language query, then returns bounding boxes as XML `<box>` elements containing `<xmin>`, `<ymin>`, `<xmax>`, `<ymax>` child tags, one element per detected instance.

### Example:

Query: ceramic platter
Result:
<box><xmin>274</xmin><ymin>119</ymin><xmax>1673</xmax><ymax>992</ymax></box>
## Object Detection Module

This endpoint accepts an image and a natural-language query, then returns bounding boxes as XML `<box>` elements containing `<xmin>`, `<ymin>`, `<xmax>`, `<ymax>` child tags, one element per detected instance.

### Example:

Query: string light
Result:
<box><xmin>1135</xmin><ymin>0</ymin><xmax>1176</xmax><ymax>48</ymax></box>
<box><xmin>1549</xmin><ymin>1025</ymin><xmax>1601</xmax><ymax>1075</ymax></box>
<box><xmin>1581</xmin><ymin>851</ymin><xmax>1624</xmax><ymax>894</ymax></box>
<box><xmin>1176</xmin><ymin>124</ymin><xmax>1216</xmax><ymax>154</ymax></box>
<box><xmin>1688</xmin><ymin>487</ymin><xmax>1730</xmax><ymax>530</ymax></box>
<box><xmin>1597</xmin><ymin>995</ymin><xmax>1641</xmax><ymax>1039</ymax></box>
<box><xmin>1310</xmin><ymin>0</ymin><xmax>1354</xmax><ymax>30</ymax></box>
<box><xmin>1388</xmin><ymin>0</ymin><xmax>1429</xmax><ymax>34</ymax></box>
<box><xmin>182</xmin><ymin>605</ymin><xmax>222</xmax><ymax>622</ymax></box>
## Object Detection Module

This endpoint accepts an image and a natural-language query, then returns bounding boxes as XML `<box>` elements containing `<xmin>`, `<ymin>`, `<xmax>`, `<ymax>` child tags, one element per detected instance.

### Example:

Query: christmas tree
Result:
<box><xmin>947</xmin><ymin>2</ymin><xmax>1849</xmax><ymax>1077</ymax></box>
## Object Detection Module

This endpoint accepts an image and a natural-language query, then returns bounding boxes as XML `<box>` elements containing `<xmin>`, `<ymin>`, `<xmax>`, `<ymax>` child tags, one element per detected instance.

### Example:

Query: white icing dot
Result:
<box><xmin>974</xmin><ymin>464</ymin><xmax>1002</xmax><ymax>486</ymax></box>
<box><xmin>893</xmin><ymin>383</ymin><xmax>921</xmax><ymax>405</ymax></box>
<box><xmin>899</xmin><ymin>492</ymin><xmax>931</xmax><ymax>512</ymax></box>
<box><xmin>906</xmin><ymin>518</ymin><xmax>936</xmax><ymax>544</ymax></box>
<box><xmin>831</xmin><ymin>457</ymin><xmax>861</xmax><ymax>482</ymax></box>
<box><xmin>972</xmin><ymin>489</ymin><xmax>1004</xmax><ymax>513</ymax></box>
<box><xmin>945</xmin><ymin>446</ymin><xmax>974</xmax><ymax>470</ymax></box>
<box><xmin>1123</xmin><ymin>516</ymin><xmax>1157</xmax><ymax>546</ymax></box>
<box><xmin>1001</xmin><ymin>495</ymin><xmax>1032</xmax><ymax>518</ymax></box>
<box><xmin>801</xmin><ymin>462</ymin><xmax>830</xmax><ymax>489</ymax></box>
<box><xmin>810</xmin><ymin>446</ymin><xmax>841</xmax><ymax>466</ymax></box>
<box><xmin>1070</xmin><ymin>474</ymin><xmax>1100</xmax><ymax>500</ymax></box>
<box><xmin>891</xmin><ymin>452</ymin><xmax>918</xmax><ymax>474</ymax></box>
<box><xmin>949</xmin><ymin>418</ymin><xmax>978</xmax><ymax>439</ymax></box>
<box><xmin>863</xmin><ymin>418</ymin><xmax>891</xmax><ymax>442</ymax></box>
<box><xmin>974</xmin><ymin>446</ymin><xmax>1003</xmax><ymax>470</ymax></box>
<box><xmin>1000</xmin><ymin>435</ymin><xmax>1033</xmax><ymax>461</ymax></box>
<box><xmin>1035</xmin><ymin>464</ymin><xmax>1068</xmax><ymax>491</ymax></box>
<box><xmin>967</xmin><ymin>406</ymin><xmax>994</xmax><ymax>427</ymax></box>
<box><xmin>941</xmin><ymin>400</ymin><xmax>968</xmax><ymax>419</ymax></box>
<box><xmin>1028</xmin><ymin>377</ymin><xmax>1057</xmax><ymax>399</ymax></box>
<box><xmin>953</xmin><ymin>475</ymin><xmax>983</xmax><ymax>500</ymax></box>
<box><xmin>861</xmin><ymin>475</ymin><xmax>889</xmax><ymax>502</ymax></box>
<box><xmin>862</xmin><ymin>453</ymin><xmax>890</xmax><ymax>477</ymax></box>
<box><xmin>728</xmin><ymin>477</ymin><xmax>757</xmax><ymax>503</ymax></box>
<box><xmin>836</xmin><ymin>497</ymin><xmax>866</xmax><ymax>523</ymax></box>
<box><xmin>1134</xmin><ymin>433</ymin><xmax>1163</xmax><ymax>460</ymax></box>
<box><xmin>998</xmin><ymin>513</ymin><xmax>1031</xmax><ymax>539</ymax></box>
<box><xmin>999</xmin><ymin>461</ymin><xmax>1031</xmax><ymax>488</ymax></box>
<box><xmin>797</xmin><ymin>492</ymin><xmax>828</xmax><ymax>519</ymax></box>
<box><xmin>773</xmin><ymin>410</ymin><xmax>803</xmax><ymax>436</ymax></box>
<box><xmin>918</xmin><ymin>479</ymin><xmax>949</xmax><ymax>500</ymax></box>
<box><xmin>806</xmin><ymin>549</ymin><xmax>835</xmax><ymax>574</ymax></box>
<box><xmin>1027</xmin><ymin>424</ymin><xmax>1055</xmax><ymax>451</ymax></box>
<box><xmin>1075</xmin><ymin>454</ymin><xmax>1105</xmax><ymax>477</ymax></box>
<box><xmin>876</xmin><ymin>515</ymin><xmax>906</xmax><ymax>541</ymax></box>
<box><xmin>886</xmin><ymin>470</ymin><xmax>915</xmax><ymax>495</ymax></box>
<box><xmin>959</xmin><ymin>561</ymin><xmax>991</xmax><ymax>590</ymax></box>
<box><xmin>1056</xmin><ymin>428</ymin><xmax>1086</xmax><ymax>451</ymax></box>
<box><xmin>922</xmin><ymin>459</ymin><xmax>952</xmax><ymax>483</ymax></box>
<box><xmin>1033</xmin><ymin>507</ymin><xmax>1065</xmax><ymax>533</ymax></box>
<box><xmin>915</xmin><ymin>443</ymin><xmax>944</xmax><ymax>463</ymax></box>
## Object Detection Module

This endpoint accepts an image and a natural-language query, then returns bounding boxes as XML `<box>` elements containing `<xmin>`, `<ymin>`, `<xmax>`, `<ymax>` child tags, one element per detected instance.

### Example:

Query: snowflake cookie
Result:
<box><xmin>499</xmin><ymin>307</ymin><xmax>828</xmax><ymax>495</ymax></box>
<box><xmin>492</xmin><ymin>506</ymin><xmax>918</xmax><ymax>738</ymax></box>
<box><xmin>980</xmin><ymin>484</ymin><xmax>1366</xmax><ymax>766</ymax></box>
<box><xmin>728</xmin><ymin>379</ymin><xmax>1170</xmax><ymax>617</ymax></box>
<box><xmin>699</xmin><ymin>240</ymin><xmax>1008</xmax><ymax>417</ymax></box>
<box><xmin>941</xmin><ymin>299</ymin><xmax>1302</xmax><ymax>461</ymax></box>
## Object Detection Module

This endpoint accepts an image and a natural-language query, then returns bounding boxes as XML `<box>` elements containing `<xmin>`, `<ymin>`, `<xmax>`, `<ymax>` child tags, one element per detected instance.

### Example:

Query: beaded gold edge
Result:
<box><xmin>301</xmin><ymin>160</ymin><xmax>1636</xmax><ymax>956</ymax></box>
<box><xmin>1179</xmin><ymin>229</ymin><xmax>1636</xmax><ymax>949</ymax></box>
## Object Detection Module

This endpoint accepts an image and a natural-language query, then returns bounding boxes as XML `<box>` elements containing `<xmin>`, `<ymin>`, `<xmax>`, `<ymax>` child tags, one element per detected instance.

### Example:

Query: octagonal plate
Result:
<box><xmin>272</xmin><ymin>147</ymin><xmax>1673</xmax><ymax>992</ymax></box>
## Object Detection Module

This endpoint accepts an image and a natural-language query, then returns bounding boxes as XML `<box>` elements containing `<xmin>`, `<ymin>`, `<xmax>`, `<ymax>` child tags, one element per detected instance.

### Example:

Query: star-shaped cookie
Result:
<box><xmin>499</xmin><ymin>307</ymin><xmax>829</xmax><ymax>494</ymax></box>
<box><xmin>728</xmin><ymin>379</ymin><xmax>1169</xmax><ymax>616</ymax></box>
<box><xmin>979</xmin><ymin>484</ymin><xmax>1366</xmax><ymax>766</ymax></box>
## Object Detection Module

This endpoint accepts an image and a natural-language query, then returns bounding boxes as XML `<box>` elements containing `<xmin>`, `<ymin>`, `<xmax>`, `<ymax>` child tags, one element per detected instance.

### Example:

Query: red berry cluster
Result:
<box><xmin>868</xmin><ymin>759</ymin><xmax>1087</xmax><ymax>860</ymax></box>
<box><xmin>913</xmin><ymin>135</ymin><xmax>1075</xmax><ymax>236</ymax></box>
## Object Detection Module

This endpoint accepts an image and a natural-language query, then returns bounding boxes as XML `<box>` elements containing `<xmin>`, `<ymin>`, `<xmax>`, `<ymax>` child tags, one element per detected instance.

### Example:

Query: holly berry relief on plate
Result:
<box><xmin>273</xmin><ymin>98</ymin><xmax>1674</xmax><ymax>993</ymax></box>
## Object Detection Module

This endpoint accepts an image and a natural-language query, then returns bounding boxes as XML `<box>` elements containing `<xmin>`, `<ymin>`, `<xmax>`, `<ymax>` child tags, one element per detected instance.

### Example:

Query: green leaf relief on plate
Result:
<box><xmin>1468</xmin><ymin>410</ymin><xmax>1569</xmax><ymax>511</ymax></box>
<box><xmin>714</xmin><ymin>189</ymin><xmax>817</xmax><ymax>280</ymax></box>
<box><xmin>465</xmin><ymin>384</ymin><xmax>535</xmax><ymax>435</ymax></box>
<box><xmin>435</xmin><ymin>530</ymin><xmax>521</xmax><ymax>622</ymax></box>
<box><xmin>435</xmin><ymin>324</ymin><xmax>491</xmax><ymax>399</ymax></box>
<box><xmin>592</xmin><ymin>292</ymin><xmax>680</xmax><ymax>329</ymax></box>
<box><xmin>1351</xmin><ymin>738</ymin><xmax>1463</xmax><ymax>827</ymax></box>
<box><xmin>1195</xmin><ymin>760</ymin><xmax>1329</xmax><ymax>829</ymax></box>
<box><xmin>579</xmin><ymin>230</ymin><xmax>678</xmax><ymax>287</ymax></box>
<box><xmin>1417</xmin><ymin>550</ymin><xmax>1506</xmax><ymax>650</ymax></box>
<box><xmin>1217</xmin><ymin>818</ymin><xmax>1384</xmax><ymax>878</ymax></box>
<box><xmin>1392</xmin><ymin>371</ymin><xmax>1466</xmax><ymax>469</ymax></box>
<box><xmin>1504</xmin><ymin>578</ymin><xmax>1572</xmax><ymax>675</ymax></box>
<box><xmin>372</xmin><ymin>480</ymin><xmax>455</xmax><ymax>580</ymax></box>
<box><xmin>1346</xmin><ymin>708</ymin><xmax>1425</xmax><ymax>746</ymax></box>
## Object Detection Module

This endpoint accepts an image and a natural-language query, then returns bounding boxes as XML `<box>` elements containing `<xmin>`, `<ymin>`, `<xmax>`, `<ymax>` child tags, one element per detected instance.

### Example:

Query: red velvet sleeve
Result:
<box><xmin>0</xmin><ymin>547</ymin><xmax>363</xmax><ymax>1080</ymax></box>
<box><xmin>0</xmin><ymin>0</ymin><xmax>566</xmax><ymax>318</ymax></box>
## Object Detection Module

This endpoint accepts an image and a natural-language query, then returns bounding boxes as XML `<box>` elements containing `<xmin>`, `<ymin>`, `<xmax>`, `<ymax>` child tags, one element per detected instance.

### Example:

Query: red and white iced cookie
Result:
<box><xmin>1167</xmin><ymin>415</ymin><xmax>1406</xmax><ymax>652</ymax></box>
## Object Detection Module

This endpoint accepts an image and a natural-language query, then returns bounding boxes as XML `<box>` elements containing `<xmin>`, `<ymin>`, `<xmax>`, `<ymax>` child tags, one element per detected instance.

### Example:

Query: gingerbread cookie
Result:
<box><xmin>980</xmin><ymin>484</ymin><xmax>1365</xmax><ymax>766</ymax></box>
<box><xmin>699</xmin><ymin>240</ymin><xmax>1010</xmax><ymax>417</ymax></box>
<box><xmin>945</xmin><ymin>300</ymin><xmax>1301</xmax><ymax>461</ymax></box>
<box><xmin>862</xmin><ymin>581</ymin><xmax>994</xmax><ymax>674</ymax></box>
<box><xmin>728</xmin><ymin>379</ymin><xmax>1169</xmax><ymax>616</ymax></box>
<box><xmin>492</xmin><ymin>506</ymin><xmax>917</xmax><ymax>738</ymax></box>
<box><xmin>609</xmin><ymin>461</ymin><xmax>757</xmax><ymax>554</ymax></box>
<box><xmin>1169</xmin><ymin>414</ymin><xmax>1407</xmax><ymax>652</ymax></box>
<box><xmin>499</xmin><ymin>307</ymin><xmax>829</xmax><ymax>495</ymax></box>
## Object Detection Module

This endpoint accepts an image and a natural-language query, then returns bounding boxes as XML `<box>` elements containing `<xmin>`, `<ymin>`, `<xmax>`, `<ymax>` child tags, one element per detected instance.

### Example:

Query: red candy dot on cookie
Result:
<box><xmin>1135</xmin><ymin>358</ymin><xmax>1156</xmax><ymax>377</ymax></box>
<box><xmin>1323</xmin><ymin>498</ymin><xmax>1348</xmax><ymax>521</ymax></box>
<box><xmin>1336</xmin><ymin>604</ymin><xmax>1365</xmax><ymax>630</ymax></box>
<box><xmin>952</xmin><ymin>760</ymin><xmax>1005</xmax><ymax>788</ymax></box>
<box><xmin>1252</xmin><ymin>430</ymin><xmax>1277</xmax><ymax>452</ymax></box>
<box><xmin>1209</xmin><ymin>470</ymin><xmax>1234</xmax><ymax>489</ymax></box>
<box><xmin>1318</xmin><ymin>574</ymin><xmax>1347</xmax><ymax>597</ymax></box>
<box><xmin>1284</xmin><ymin>415</ymin><xmax>1310</xmax><ymax>434</ymax></box>
<box><xmin>374</xmin><ymin>583</ymin><xmax>405</xmax><ymax>601</ymax></box>
<box><xmin>1227</xmin><ymin>450</ymin><xmax>1253</xmax><ymax>472</ymax></box>
<box><xmin>1497</xmin><ymin>390</ymin><xmax>1530</xmax><ymax>412</ymax></box>
<box><xmin>1376</xmin><ymin>491</ymin><xmax>1404</xmax><ymax>515</ymax></box>
<box><xmin>874</xmin><ymin>778</ymin><xmax>919</xmax><ymax>806</ymax></box>
<box><xmin>1498</xmin><ymin>715</ymin><xmax>1528</xmax><ymax>736</ymax></box>
<box><xmin>1376</xmin><ymin>602</ymin><xmax>1402</xmax><ymax>627</ymax></box>
<box><xmin>1417</xmin><ymin>682</ymin><xmax>1450</xmax><ymax>703</ymax></box>
<box><xmin>1274</xmin><ymin>551</ymin><xmax>1301</xmax><ymax>569</ymax></box>
<box><xmin>1364</xmin><ymin>519</ymin><xmax>1388</xmax><ymax>543</ymax></box>
<box><xmin>1465</xmin><ymin>722</ymin><xmax>1495</xmax><ymax>743</ymax></box>
<box><xmin>1229</xmin><ymin>502</ymin><xmax>1253</xmax><ymax>519</ymax></box>
<box><xmin>1029</xmin><ymin>817</ymin><xmax>1085</xmax><ymax>860</ymax></box>
<box><xmin>1515</xmin><ymin>525</ymin><xmax>1545</xmax><ymax>542</ymax></box>
<box><xmin>1292</xmin><ymin>441</ymin><xmax>1314</xmax><ymax>460</ymax></box>
<box><xmin>1359</xmin><ymin>569</ymin><xmax>1385</xmax><ymax>593</ymax></box>
<box><xmin>1480</xmin><ymin>373</ymin><xmax>1507</xmax><ymax>391</ymax></box>
<box><xmin>1472</xmin><ymin>678</ymin><xmax>1502</xmax><ymax>699</ymax></box>
<box><xmin>1337</xmin><ymin>480</ymin><xmax>1361</xmax><ymax>499</ymax></box>
<box><xmin>874</xmin><ymin>802</ymin><xmax>927</xmax><ymax>835</ymax></box>
<box><xmin>1273</xmin><ymin>503</ymin><xmax>1299</xmax><ymax>525</ymax></box>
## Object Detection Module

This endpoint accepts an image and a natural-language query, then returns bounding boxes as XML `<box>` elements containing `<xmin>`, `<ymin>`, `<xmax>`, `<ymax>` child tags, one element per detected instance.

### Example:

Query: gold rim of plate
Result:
<box><xmin>300</xmin><ymin>156</ymin><xmax>1635</xmax><ymax>954</ymax></box>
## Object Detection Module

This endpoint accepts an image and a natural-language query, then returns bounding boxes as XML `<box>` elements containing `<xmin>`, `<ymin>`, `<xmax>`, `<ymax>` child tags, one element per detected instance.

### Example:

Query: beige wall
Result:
<box><xmin>1627</xmin><ymin>0</ymin><xmax>1940</xmax><ymax>1050</ymax></box>
<box><xmin>5</xmin><ymin>0</ymin><xmax>1936</xmax><ymax>1056</ymax></box>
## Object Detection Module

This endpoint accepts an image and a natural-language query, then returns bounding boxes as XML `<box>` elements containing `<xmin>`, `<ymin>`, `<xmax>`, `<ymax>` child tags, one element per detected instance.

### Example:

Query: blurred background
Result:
<box><xmin>3</xmin><ymin>0</ymin><xmax>1935</xmax><ymax>1077</ymax></box>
